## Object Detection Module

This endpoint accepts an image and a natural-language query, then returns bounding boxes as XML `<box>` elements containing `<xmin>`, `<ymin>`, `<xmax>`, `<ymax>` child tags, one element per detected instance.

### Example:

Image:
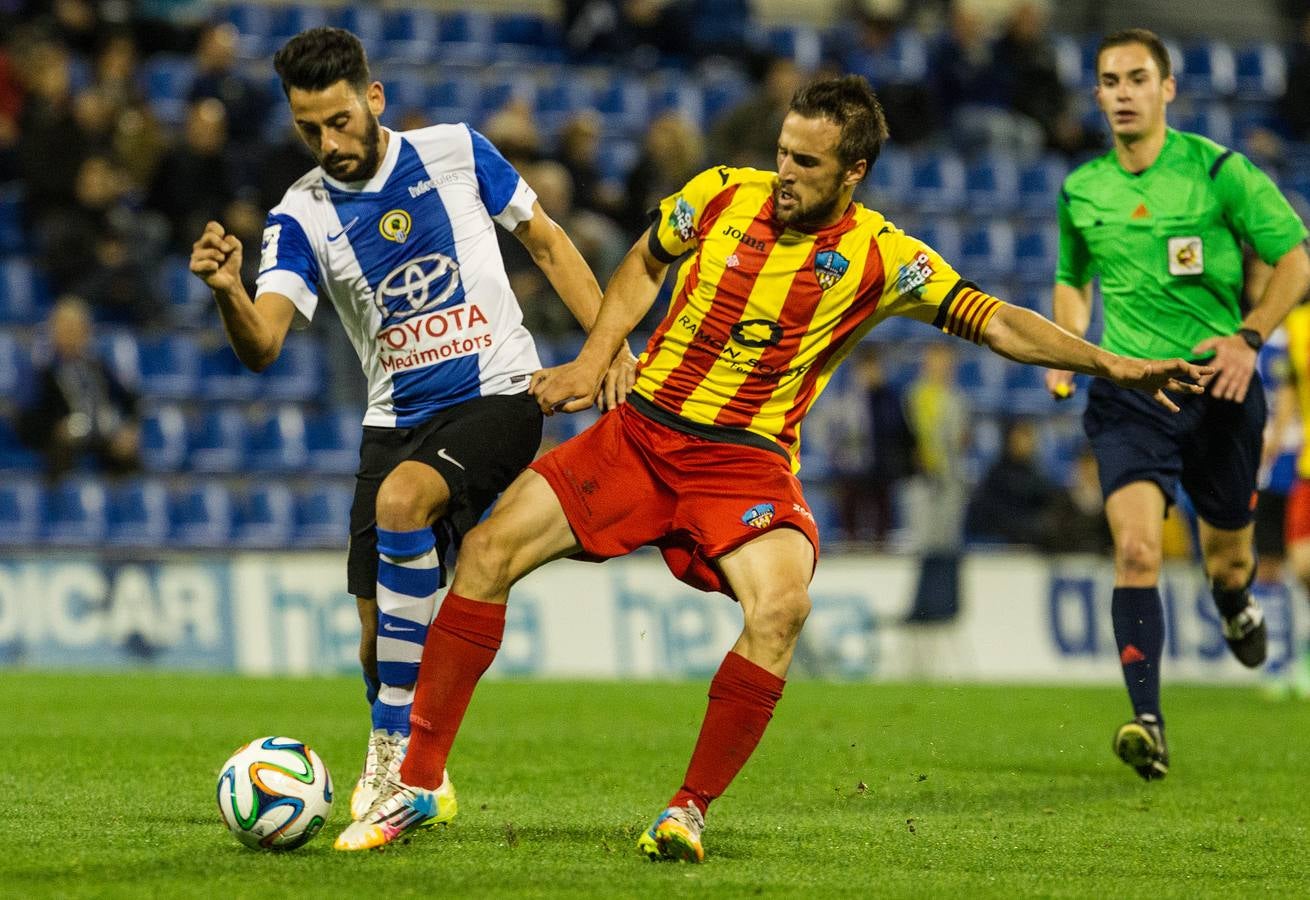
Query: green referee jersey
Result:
<box><xmin>1056</xmin><ymin>128</ymin><xmax>1307</xmax><ymax>360</ymax></box>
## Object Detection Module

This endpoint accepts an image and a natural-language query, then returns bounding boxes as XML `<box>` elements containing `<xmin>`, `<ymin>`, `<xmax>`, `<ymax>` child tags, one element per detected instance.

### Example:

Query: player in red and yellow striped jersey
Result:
<box><xmin>341</xmin><ymin>76</ymin><xmax>1214</xmax><ymax>860</ymax></box>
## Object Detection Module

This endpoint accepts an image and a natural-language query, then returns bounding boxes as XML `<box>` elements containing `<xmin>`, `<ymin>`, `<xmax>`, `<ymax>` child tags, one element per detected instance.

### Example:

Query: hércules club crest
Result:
<box><xmin>815</xmin><ymin>249</ymin><xmax>849</xmax><ymax>290</ymax></box>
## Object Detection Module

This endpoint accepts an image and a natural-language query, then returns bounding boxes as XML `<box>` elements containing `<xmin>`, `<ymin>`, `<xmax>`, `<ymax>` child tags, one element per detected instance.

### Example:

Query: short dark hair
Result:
<box><xmin>1097</xmin><ymin>28</ymin><xmax>1172</xmax><ymax>80</ymax></box>
<box><xmin>273</xmin><ymin>27</ymin><xmax>370</xmax><ymax>98</ymax></box>
<box><xmin>788</xmin><ymin>75</ymin><xmax>888</xmax><ymax>176</ymax></box>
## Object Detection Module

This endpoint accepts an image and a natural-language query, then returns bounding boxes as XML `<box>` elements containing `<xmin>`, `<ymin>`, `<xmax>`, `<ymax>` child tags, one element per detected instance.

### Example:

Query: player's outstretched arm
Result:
<box><xmin>530</xmin><ymin>232</ymin><xmax>667</xmax><ymax>415</ymax></box>
<box><xmin>981</xmin><ymin>303</ymin><xmax>1213</xmax><ymax>412</ymax></box>
<box><xmin>189</xmin><ymin>221</ymin><xmax>297</xmax><ymax>372</ymax></box>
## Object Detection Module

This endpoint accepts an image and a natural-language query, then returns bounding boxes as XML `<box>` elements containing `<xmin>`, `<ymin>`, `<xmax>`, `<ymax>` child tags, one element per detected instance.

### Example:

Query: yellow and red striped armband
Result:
<box><xmin>940</xmin><ymin>285</ymin><xmax>1004</xmax><ymax>344</ymax></box>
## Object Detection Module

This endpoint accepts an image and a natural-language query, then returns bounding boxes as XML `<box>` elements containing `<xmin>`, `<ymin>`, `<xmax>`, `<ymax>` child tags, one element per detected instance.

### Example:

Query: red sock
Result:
<box><xmin>670</xmin><ymin>651</ymin><xmax>786</xmax><ymax>816</ymax></box>
<box><xmin>399</xmin><ymin>592</ymin><xmax>505</xmax><ymax>789</ymax></box>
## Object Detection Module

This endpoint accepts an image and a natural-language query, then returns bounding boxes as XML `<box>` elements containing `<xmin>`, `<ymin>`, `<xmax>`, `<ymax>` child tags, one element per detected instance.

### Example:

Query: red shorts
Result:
<box><xmin>529</xmin><ymin>402</ymin><xmax>819</xmax><ymax>597</ymax></box>
<box><xmin>1286</xmin><ymin>478</ymin><xmax>1310</xmax><ymax>545</ymax></box>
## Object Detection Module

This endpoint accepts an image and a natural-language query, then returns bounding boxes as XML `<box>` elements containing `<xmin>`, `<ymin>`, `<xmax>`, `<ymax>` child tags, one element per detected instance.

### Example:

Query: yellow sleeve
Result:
<box><xmin>647</xmin><ymin>165</ymin><xmax>749</xmax><ymax>262</ymax></box>
<box><xmin>878</xmin><ymin>228</ymin><xmax>1005</xmax><ymax>344</ymax></box>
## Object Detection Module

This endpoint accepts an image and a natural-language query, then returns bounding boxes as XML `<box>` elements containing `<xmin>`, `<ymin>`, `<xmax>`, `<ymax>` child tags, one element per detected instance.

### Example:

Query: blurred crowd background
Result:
<box><xmin>0</xmin><ymin>0</ymin><xmax>1307</xmax><ymax>557</ymax></box>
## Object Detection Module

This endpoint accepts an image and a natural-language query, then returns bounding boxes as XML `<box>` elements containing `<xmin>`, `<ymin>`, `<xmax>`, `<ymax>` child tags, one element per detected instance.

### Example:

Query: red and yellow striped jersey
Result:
<box><xmin>635</xmin><ymin>165</ymin><xmax>1003</xmax><ymax>470</ymax></box>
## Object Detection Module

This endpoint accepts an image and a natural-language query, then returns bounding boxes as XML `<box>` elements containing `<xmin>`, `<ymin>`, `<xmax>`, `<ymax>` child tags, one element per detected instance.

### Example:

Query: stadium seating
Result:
<box><xmin>909</xmin><ymin>152</ymin><xmax>967</xmax><ymax>213</ymax></box>
<box><xmin>169</xmin><ymin>482</ymin><xmax>235</xmax><ymax>548</ymax></box>
<box><xmin>245</xmin><ymin>405</ymin><xmax>309</xmax><ymax>472</ymax></box>
<box><xmin>0</xmin><ymin>258</ymin><xmax>50</xmax><ymax>325</ymax></box>
<box><xmin>0</xmin><ymin>184</ymin><xmax>24</xmax><ymax>254</ymax></box>
<box><xmin>965</xmin><ymin>155</ymin><xmax>1020</xmax><ymax>215</ymax></box>
<box><xmin>305</xmin><ymin>407</ymin><xmax>362</xmax><ymax>475</ymax></box>
<box><xmin>106</xmin><ymin>478</ymin><xmax>171</xmax><ymax>547</ymax></box>
<box><xmin>188</xmin><ymin>406</ymin><xmax>247</xmax><ymax>474</ymax></box>
<box><xmin>295</xmin><ymin>482</ymin><xmax>353</xmax><ymax>548</ymax></box>
<box><xmin>0</xmin><ymin>417</ymin><xmax>39</xmax><ymax>471</ymax></box>
<box><xmin>43</xmin><ymin>478</ymin><xmax>109</xmax><ymax>545</ymax></box>
<box><xmin>379</xmin><ymin>8</ymin><xmax>440</xmax><ymax>65</ymax></box>
<box><xmin>1181</xmin><ymin>41</ymin><xmax>1237</xmax><ymax>99</ymax></box>
<box><xmin>0</xmin><ymin>481</ymin><xmax>40</xmax><ymax>546</ymax></box>
<box><xmin>139</xmin><ymin>404</ymin><xmax>188</xmax><ymax>473</ymax></box>
<box><xmin>958</xmin><ymin>221</ymin><xmax>1015</xmax><ymax>282</ymax></box>
<box><xmin>1235</xmin><ymin>42</ymin><xmax>1286</xmax><ymax>100</ymax></box>
<box><xmin>233</xmin><ymin>483</ymin><xmax>296</xmax><ymax>548</ymax></box>
<box><xmin>138</xmin><ymin>333</ymin><xmax>201</xmax><ymax>399</ymax></box>
<box><xmin>0</xmin><ymin>328</ymin><xmax>30</xmax><ymax>400</ymax></box>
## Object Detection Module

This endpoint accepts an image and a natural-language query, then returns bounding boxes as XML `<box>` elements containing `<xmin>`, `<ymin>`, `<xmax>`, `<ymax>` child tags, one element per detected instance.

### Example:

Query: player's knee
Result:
<box><xmin>745</xmin><ymin>587</ymin><xmax>811</xmax><ymax>647</ymax></box>
<box><xmin>1205</xmin><ymin>551</ymin><xmax>1253</xmax><ymax>591</ymax></box>
<box><xmin>375</xmin><ymin>473</ymin><xmax>431</xmax><ymax>531</ymax></box>
<box><xmin>1115</xmin><ymin>534</ymin><xmax>1161</xmax><ymax>581</ymax></box>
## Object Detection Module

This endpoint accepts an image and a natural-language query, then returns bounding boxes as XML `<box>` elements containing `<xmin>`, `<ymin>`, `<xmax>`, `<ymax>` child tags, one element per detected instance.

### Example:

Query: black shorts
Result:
<box><xmin>1083</xmin><ymin>376</ymin><xmax>1265</xmax><ymax>530</ymax></box>
<box><xmin>347</xmin><ymin>392</ymin><xmax>543</xmax><ymax>597</ymax></box>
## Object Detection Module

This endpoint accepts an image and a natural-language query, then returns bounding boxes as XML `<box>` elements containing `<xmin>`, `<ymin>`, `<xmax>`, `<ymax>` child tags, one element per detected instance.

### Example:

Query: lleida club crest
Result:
<box><xmin>741</xmin><ymin>502</ymin><xmax>776</xmax><ymax>529</ymax></box>
<box><xmin>815</xmin><ymin>249</ymin><xmax>849</xmax><ymax>290</ymax></box>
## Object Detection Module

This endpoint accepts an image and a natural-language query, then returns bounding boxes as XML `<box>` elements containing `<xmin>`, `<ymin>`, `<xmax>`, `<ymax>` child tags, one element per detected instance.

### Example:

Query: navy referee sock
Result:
<box><xmin>1111</xmin><ymin>586</ymin><xmax>1165</xmax><ymax>723</ymax></box>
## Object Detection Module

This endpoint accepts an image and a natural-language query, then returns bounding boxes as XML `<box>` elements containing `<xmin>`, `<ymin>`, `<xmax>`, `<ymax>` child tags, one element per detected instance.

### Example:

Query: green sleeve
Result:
<box><xmin>1055</xmin><ymin>189</ymin><xmax>1091</xmax><ymax>287</ymax></box>
<box><xmin>1213</xmin><ymin>151</ymin><xmax>1308</xmax><ymax>264</ymax></box>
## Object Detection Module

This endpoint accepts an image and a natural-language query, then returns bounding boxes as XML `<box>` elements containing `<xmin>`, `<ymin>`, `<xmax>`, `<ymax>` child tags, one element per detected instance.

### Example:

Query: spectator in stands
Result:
<box><xmin>554</xmin><ymin>111</ymin><xmax>622</xmax><ymax>221</ymax></box>
<box><xmin>15</xmin><ymin>40</ymin><xmax>80</xmax><ymax>222</ymax></box>
<box><xmin>965</xmin><ymin>417</ymin><xmax>1064</xmax><ymax>546</ymax></box>
<box><xmin>0</xmin><ymin>30</ymin><xmax>22</xmax><ymax>182</ymax></box>
<box><xmin>147</xmin><ymin>97</ymin><xmax>239</xmax><ymax>252</ymax></box>
<box><xmin>622</xmin><ymin>109</ymin><xmax>704</xmax><ymax>232</ymax></box>
<box><xmin>188</xmin><ymin>22</ymin><xmax>270</xmax><ymax>132</ymax></box>
<box><xmin>1046</xmin><ymin>446</ymin><xmax>1114</xmax><ymax>554</ymax></box>
<box><xmin>480</xmin><ymin>98</ymin><xmax>541</xmax><ymax>172</ymax></box>
<box><xmin>927</xmin><ymin>3</ymin><xmax>1043</xmax><ymax>159</ymax></box>
<box><xmin>1279</xmin><ymin>10</ymin><xmax>1310</xmax><ymax>142</ymax></box>
<box><xmin>18</xmin><ymin>295</ymin><xmax>140</xmax><ymax>479</ymax></box>
<box><xmin>838</xmin><ymin>6</ymin><xmax>939</xmax><ymax>146</ymax></box>
<box><xmin>708</xmin><ymin>56</ymin><xmax>805</xmax><ymax>170</ymax></box>
<box><xmin>93</xmin><ymin>29</ymin><xmax>142</xmax><ymax>112</ymax></box>
<box><xmin>562</xmin><ymin>0</ymin><xmax>693</xmax><ymax>69</ymax></box>
<box><xmin>837</xmin><ymin>345</ymin><xmax>917</xmax><ymax>546</ymax></box>
<box><xmin>903</xmin><ymin>341</ymin><xmax>970</xmax><ymax>552</ymax></box>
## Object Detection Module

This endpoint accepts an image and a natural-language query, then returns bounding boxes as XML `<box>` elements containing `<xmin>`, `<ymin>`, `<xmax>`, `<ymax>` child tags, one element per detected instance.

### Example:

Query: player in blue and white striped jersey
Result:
<box><xmin>190</xmin><ymin>27</ymin><xmax>631</xmax><ymax>826</ymax></box>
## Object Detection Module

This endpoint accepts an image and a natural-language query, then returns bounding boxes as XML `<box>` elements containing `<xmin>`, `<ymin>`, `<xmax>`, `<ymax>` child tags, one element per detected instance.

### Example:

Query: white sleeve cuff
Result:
<box><xmin>492</xmin><ymin>178</ymin><xmax>537</xmax><ymax>230</ymax></box>
<box><xmin>255</xmin><ymin>269</ymin><xmax>318</xmax><ymax>327</ymax></box>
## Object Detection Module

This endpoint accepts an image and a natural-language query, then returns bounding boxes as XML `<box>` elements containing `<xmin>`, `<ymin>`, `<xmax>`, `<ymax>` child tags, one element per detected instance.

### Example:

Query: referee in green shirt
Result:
<box><xmin>1049</xmin><ymin>29</ymin><xmax>1310</xmax><ymax>781</ymax></box>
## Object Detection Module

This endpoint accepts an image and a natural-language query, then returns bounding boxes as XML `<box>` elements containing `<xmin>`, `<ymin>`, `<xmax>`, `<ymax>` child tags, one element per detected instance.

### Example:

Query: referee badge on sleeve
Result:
<box><xmin>1167</xmin><ymin>236</ymin><xmax>1204</xmax><ymax>275</ymax></box>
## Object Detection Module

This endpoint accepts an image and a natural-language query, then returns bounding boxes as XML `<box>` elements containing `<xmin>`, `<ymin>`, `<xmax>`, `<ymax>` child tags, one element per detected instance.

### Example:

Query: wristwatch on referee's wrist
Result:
<box><xmin>1236</xmin><ymin>327</ymin><xmax>1264</xmax><ymax>352</ymax></box>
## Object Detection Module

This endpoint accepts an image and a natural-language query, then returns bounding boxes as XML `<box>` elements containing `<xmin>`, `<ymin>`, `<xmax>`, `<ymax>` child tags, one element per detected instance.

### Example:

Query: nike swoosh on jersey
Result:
<box><xmin>436</xmin><ymin>448</ymin><xmax>466</xmax><ymax>470</ymax></box>
<box><xmin>328</xmin><ymin>216</ymin><xmax>360</xmax><ymax>241</ymax></box>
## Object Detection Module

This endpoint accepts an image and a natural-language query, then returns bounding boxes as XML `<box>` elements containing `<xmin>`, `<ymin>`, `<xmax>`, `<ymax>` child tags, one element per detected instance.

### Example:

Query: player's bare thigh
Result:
<box><xmin>375</xmin><ymin>460</ymin><xmax>452</xmax><ymax>531</ymax></box>
<box><xmin>451</xmin><ymin>468</ymin><xmax>583</xmax><ymax>604</ymax></box>
<box><xmin>716</xmin><ymin>526</ymin><xmax>816</xmax><ymax>677</ymax></box>
<box><xmin>1105</xmin><ymin>481</ymin><xmax>1168</xmax><ymax>586</ymax></box>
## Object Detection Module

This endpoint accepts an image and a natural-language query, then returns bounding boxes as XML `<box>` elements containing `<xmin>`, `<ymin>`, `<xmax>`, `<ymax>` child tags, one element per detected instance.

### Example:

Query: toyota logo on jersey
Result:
<box><xmin>374</xmin><ymin>252</ymin><xmax>462</xmax><ymax>322</ymax></box>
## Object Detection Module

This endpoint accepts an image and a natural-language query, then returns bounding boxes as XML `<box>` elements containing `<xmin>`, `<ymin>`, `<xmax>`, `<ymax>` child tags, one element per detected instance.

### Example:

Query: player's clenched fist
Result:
<box><xmin>190</xmin><ymin>221</ymin><xmax>244</xmax><ymax>295</ymax></box>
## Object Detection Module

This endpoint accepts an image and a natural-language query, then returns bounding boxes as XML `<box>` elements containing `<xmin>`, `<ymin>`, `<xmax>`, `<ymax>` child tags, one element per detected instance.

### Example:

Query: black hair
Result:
<box><xmin>272</xmin><ymin>27</ymin><xmax>370</xmax><ymax>98</ymax></box>
<box><xmin>788</xmin><ymin>75</ymin><xmax>889</xmax><ymax>175</ymax></box>
<box><xmin>1097</xmin><ymin>28</ymin><xmax>1172</xmax><ymax>80</ymax></box>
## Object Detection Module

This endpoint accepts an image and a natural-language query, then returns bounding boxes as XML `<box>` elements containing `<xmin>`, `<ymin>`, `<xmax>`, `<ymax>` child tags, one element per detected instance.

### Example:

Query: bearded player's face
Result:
<box><xmin>774</xmin><ymin>112</ymin><xmax>863</xmax><ymax>229</ymax></box>
<box><xmin>288</xmin><ymin>79</ymin><xmax>386</xmax><ymax>182</ymax></box>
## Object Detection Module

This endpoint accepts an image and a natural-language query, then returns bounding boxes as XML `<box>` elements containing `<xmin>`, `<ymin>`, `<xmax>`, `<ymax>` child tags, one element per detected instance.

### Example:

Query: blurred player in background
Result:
<box><xmin>1045</xmin><ymin>29</ymin><xmax>1310</xmax><ymax>781</ymax></box>
<box><xmin>1279</xmin><ymin>301</ymin><xmax>1310</xmax><ymax>694</ymax></box>
<box><xmin>336</xmin><ymin>75</ymin><xmax>1212</xmax><ymax>859</ymax></box>
<box><xmin>189</xmin><ymin>27</ymin><xmax>629</xmax><ymax>825</ymax></box>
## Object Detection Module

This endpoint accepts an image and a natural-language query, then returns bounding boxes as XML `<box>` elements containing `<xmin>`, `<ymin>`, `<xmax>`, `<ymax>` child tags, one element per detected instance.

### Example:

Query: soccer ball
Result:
<box><xmin>216</xmin><ymin>736</ymin><xmax>333</xmax><ymax>850</ymax></box>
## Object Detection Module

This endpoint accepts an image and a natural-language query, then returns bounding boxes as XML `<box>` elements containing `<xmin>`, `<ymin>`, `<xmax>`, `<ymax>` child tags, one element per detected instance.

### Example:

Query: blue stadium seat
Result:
<box><xmin>595</xmin><ymin>139</ymin><xmax>639</xmax><ymax>187</ymax></box>
<box><xmin>533</xmin><ymin>79</ymin><xmax>593</xmax><ymax>133</ymax></box>
<box><xmin>964</xmin><ymin>155</ymin><xmax>1019</xmax><ymax>214</ymax></box>
<box><xmin>863</xmin><ymin>145</ymin><xmax>912</xmax><ymax>210</ymax></box>
<box><xmin>0</xmin><ymin>417</ymin><xmax>39</xmax><ymax>471</ymax></box>
<box><xmin>910</xmin><ymin>221</ymin><xmax>961</xmax><ymax>264</ymax></box>
<box><xmin>246</xmin><ymin>406</ymin><xmax>309</xmax><ymax>472</ymax></box>
<box><xmin>142</xmin><ymin>55</ymin><xmax>196</xmax><ymax>126</ymax></box>
<box><xmin>261</xmin><ymin>332</ymin><xmax>322</xmax><ymax>401</ymax></box>
<box><xmin>295</xmin><ymin>482</ymin><xmax>354</xmax><ymax>548</ymax></box>
<box><xmin>1014</xmin><ymin>226</ymin><xmax>1059</xmax><ymax>282</ymax></box>
<box><xmin>96</xmin><ymin>329</ymin><xmax>141</xmax><ymax>391</ymax></box>
<box><xmin>0</xmin><ymin>184</ymin><xmax>25</xmax><ymax>254</ymax></box>
<box><xmin>43</xmin><ymin>478</ymin><xmax>108</xmax><ymax>546</ymax></box>
<box><xmin>1002</xmin><ymin>361</ymin><xmax>1056</xmax><ymax>414</ymax></box>
<box><xmin>954</xmin><ymin>352</ymin><xmax>1005</xmax><ymax>409</ymax></box>
<box><xmin>233</xmin><ymin>483</ymin><xmax>296</xmax><ymax>549</ymax></box>
<box><xmin>1017</xmin><ymin>157</ymin><xmax>1068</xmax><ymax>215</ymax></box>
<box><xmin>958</xmin><ymin>221</ymin><xmax>1015</xmax><ymax>282</ymax></box>
<box><xmin>843</xmin><ymin>27</ymin><xmax>928</xmax><ymax>84</ymax></box>
<box><xmin>199</xmin><ymin>344</ymin><xmax>261</xmax><ymax>401</ymax></box>
<box><xmin>1175</xmin><ymin>104</ymin><xmax>1234</xmax><ymax>146</ymax></box>
<box><xmin>1181</xmin><ymin>41</ymin><xmax>1237</xmax><ymax>98</ymax></box>
<box><xmin>139</xmin><ymin>404</ymin><xmax>188</xmax><ymax>473</ymax></box>
<box><xmin>0</xmin><ymin>481</ymin><xmax>40</xmax><ymax>546</ymax></box>
<box><xmin>0</xmin><ymin>258</ymin><xmax>52</xmax><ymax>325</ymax></box>
<box><xmin>188</xmin><ymin>406</ymin><xmax>247</xmax><ymax>474</ymax></box>
<box><xmin>157</xmin><ymin>254</ymin><xmax>214</xmax><ymax>327</ymax></box>
<box><xmin>1052</xmin><ymin>34</ymin><xmax>1089</xmax><ymax>89</ymax></box>
<box><xmin>306</xmin><ymin>407</ymin><xmax>362</xmax><ymax>475</ymax></box>
<box><xmin>702</xmin><ymin>76</ymin><xmax>751</xmax><ymax>125</ymax></box>
<box><xmin>106</xmin><ymin>478</ymin><xmax>170</xmax><ymax>547</ymax></box>
<box><xmin>493</xmin><ymin>13</ymin><xmax>564</xmax><ymax>63</ymax></box>
<box><xmin>264</xmin><ymin>4</ymin><xmax>329</xmax><ymax>47</ymax></box>
<box><xmin>169</xmin><ymin>482</ymin><xmax>234</xmax><ymax>548</ymax></box>
<box><xmin>649</xmin><ymin>82</ymin><xmax>705</xmax><ymax>125</ymax></box>
<box><xmin>476</xmin><ymin>75</ymin><xmax>530</xmax><ymax>118</ymax></box>
<box><xmin>333</xmin><ymin>7</ymin><xmax>384</xmax><ymax>61</ymax></box>
<box><xmin>220</xmin><ymin>1</ymin><xmax>274</xmax><ymax>57</ymax></box>
<box><xmin>381</xmin><ymin>8</ymin><xmax>441</xmax><ymax>65</ymax></box>
<box><xmin>909</xmin><ymin>151</ymin><xmax>966</xmax><ymax>213</ymax></box>
<box><xmin>0</xmin><ymin>328</ymin><xmax>31</xmax><ymax>400</ymax></box>
<box><xmin>440</xmin><ymin>10</ymin><xmax>494</xmax><ymax>66</ymax></box>
<box><xmin>1236</xmin><ymin>43</ymin><xmax>1286</xmax><ymax>101</ymax></box>
<box><xmin>138</xmin><ymin>333</ymin><xmax>200</xmax><ymax>399</ymax></box>
<box><xmin>767</xmin><ymin>25</ymin><xmax>823</xmax><ymax>71</ymax></box>
<box><xmin>595</xmin><ymin>76</ymin><xmax>652</xmax><ymax>134</ymax></box>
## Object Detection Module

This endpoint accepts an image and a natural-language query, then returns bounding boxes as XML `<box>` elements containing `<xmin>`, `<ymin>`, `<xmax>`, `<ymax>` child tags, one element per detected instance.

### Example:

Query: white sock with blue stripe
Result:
<box><xmin>374</xmin><ymin>526</ymin><xmax>442</xmax><ymax>736</ymax></box>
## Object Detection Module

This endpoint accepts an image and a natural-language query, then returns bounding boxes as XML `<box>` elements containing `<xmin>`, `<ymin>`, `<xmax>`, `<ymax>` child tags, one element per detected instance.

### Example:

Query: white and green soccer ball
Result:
<box><xmin>216</xmin><ymin>736</ymin><xmax>333</xmax><ymax>850</ymax></box>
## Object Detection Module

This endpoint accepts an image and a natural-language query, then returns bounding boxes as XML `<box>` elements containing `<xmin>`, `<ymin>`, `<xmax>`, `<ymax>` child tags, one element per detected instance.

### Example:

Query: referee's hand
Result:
<box><xmin>1191</xmin><ymin>333</ymin><xmax>1258</xmax><ymax>402</ymax></box>
<box><xmin>1108</xmin><ymin>357</ymin><xmax>1215</xmax><ymax>413</ymax></box>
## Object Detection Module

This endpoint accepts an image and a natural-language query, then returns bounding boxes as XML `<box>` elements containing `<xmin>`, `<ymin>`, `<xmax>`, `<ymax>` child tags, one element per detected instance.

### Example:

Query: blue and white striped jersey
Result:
<box><xmin>255</xmin><ymin>124</ymin><xmax>541</xmax><ymax>428</ymax></box>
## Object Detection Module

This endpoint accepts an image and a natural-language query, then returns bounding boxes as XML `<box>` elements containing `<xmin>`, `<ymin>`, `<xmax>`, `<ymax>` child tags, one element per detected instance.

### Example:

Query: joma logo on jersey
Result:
<box><xmin>722</xmin><ymin>224</ymin><xmax>765</xmax><ymax>251</ymax></box>
<box><xmin>374</xmin><ymin>252</ymin><xmax>462</xmax><ymax>321</ymax></box>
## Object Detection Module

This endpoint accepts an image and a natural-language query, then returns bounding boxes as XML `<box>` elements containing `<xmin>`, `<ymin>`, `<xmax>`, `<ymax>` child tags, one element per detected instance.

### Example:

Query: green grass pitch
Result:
<box><xmin>2</xmin><ymin>672</ymin><xmax>1309</xmax><ymax>898</ymax></box>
